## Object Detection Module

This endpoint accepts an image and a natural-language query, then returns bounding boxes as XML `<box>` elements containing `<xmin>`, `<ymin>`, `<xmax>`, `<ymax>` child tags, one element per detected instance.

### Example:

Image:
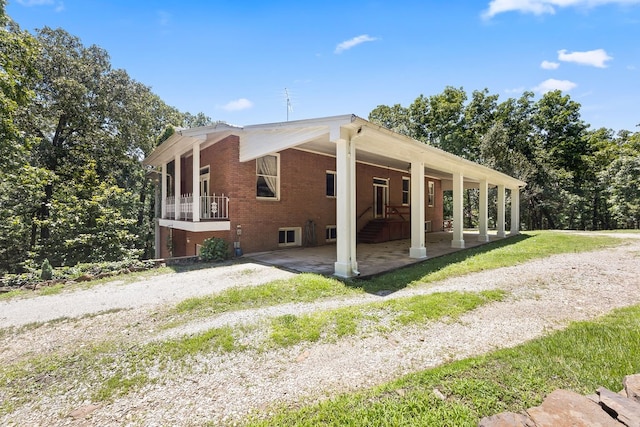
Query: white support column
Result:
<box><xmin>451</xmin><ymin>172</ymin><xmax>465</xmax><ymax>249</ymax></box>
<box><xmin>510</xmin><ymin>187</ymin><xmax>520</xmax><ymax>235</ymax></box>
<box><xmin>409</xmin><ymin>161</ymin><xmax>427</xmax><ymax>258</ymax></box>
<box><xmin>192</xmin><ymin>141</ymin><xmax>200</xmax><ymax>222</ymax></box>
<box><xmin>161</xmin><ymin>163</ymin><xmax>167</xmax><ymax>219</ymax></box>
<box><xmin>174</xmin><ymin>153</ymin><xmax>181</xmax><ymax>220</ymax></box>
<box><xmin>497</xmin><ymin>184</ymin><xmax>506</xmax><ymax>237</ymax></box>
<box><xmin>478</xmin><ymin>179</ymin><xmax>489</xmax><ymax>242</ymax></box>
<box><xmin>334</xmin><ymin>137</ymin><xmax>358</xmax><ymax>278</ymax></box>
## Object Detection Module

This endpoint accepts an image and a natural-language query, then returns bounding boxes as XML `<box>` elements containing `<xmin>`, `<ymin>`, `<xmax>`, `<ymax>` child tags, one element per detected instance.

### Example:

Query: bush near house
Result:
<box><xmin>199</xmin><ymin>237</ymin><xmax>230</xmax><ymax>262</ymax></box>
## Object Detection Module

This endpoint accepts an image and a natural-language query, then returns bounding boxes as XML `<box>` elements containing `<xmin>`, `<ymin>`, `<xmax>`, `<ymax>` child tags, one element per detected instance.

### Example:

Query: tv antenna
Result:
<box><xmin>285</xmin><ymin>88</ymin><xmax>293</xmax><ymax>121</ymax></box>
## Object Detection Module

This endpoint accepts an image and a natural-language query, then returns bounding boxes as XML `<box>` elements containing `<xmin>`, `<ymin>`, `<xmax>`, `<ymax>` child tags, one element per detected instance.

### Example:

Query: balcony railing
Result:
<box><xmin>165</xmin><ymin>194</ymin><xmax>229</xmax><ymax>220</ymax></box>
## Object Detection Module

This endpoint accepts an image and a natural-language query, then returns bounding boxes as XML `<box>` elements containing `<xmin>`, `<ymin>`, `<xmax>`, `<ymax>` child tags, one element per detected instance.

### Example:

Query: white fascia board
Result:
<box><xmin>159</xmin><ymin>219</ymin><xmax>231</xmax><ymax>232</ymax></box>
<box><xmin>144</xmin><ymin>130</ymin><xmax>233</xmax><ymax>167</ymax></box>
<box><xmin>143</xmin><ymin>132</ymin><xmax>184</xmax><ymax>166</ymax></box>
<box><xmin>178</xmin><ymin>122</ymin><xmax>241</xmax><ymax>137</ymax></box>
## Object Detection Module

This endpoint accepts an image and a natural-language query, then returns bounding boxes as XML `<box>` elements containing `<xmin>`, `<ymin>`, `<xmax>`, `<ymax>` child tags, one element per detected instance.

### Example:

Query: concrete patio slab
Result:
<box><xmin>246</xmin><ymin>231</ymin><xmax>509</xmax><ymax>278</ymax></box>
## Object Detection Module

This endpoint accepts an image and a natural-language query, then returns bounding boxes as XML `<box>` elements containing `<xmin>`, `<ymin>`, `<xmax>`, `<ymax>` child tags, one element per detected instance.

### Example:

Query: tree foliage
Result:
<box><xmin>0</xmin><ymin>11</ymin><xmax>212</xmax><ymax>274</ymax></box>
<box><xmin>369</xmin><ymin>87</ymin><xmax>640</xmax><ymax>231</ymax></box>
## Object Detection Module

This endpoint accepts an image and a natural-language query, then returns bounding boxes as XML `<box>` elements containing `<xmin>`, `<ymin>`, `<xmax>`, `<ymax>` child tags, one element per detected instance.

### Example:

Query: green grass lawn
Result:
<box><xmin>246</xmin><ymin>304</ymin><xmax>640</xmax><ymax>426</ymax></box>
<box><xmin>0</xmin><ymin>231</ymin><xmax>633</xmax><ymax>421</ymax></box>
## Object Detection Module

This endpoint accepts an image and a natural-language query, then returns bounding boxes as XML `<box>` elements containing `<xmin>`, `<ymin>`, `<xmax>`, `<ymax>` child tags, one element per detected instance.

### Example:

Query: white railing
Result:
<box><xmin>201</xmin><ymin>194</ymin><xmax>229</xmax><ymax>219</ymax></box>
<box><xmin>164</xmin><ymin>193</ymin><xmax>229</xmax><ymax>220</ymax></box>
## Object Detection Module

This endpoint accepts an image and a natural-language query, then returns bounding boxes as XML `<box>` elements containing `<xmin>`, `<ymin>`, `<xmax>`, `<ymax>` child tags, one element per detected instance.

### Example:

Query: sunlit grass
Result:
<box><xmin>247</xmin><ymin>305</ymin><xmax>640</xmax><ymax>426</ymax></box>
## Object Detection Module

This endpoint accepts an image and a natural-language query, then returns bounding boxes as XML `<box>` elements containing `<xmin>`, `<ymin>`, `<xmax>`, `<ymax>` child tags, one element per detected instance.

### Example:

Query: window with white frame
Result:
<box><xmin>428</xmin><ymin>181</ymin><xmax>435</xmax><ymax>207</ymax></box>
<box><xmin>256</xmin><ymin>154</ymin><xmax>279</xmax><ymax>199</ymax></box>
<box><xmin>325</xmin><ymin>225</ymin><xmax>337</xmax><ymax>242</ymax></box>
<box><xmin>402</xmin><ymin>177</ymin><xmax>410</xmax><ymax>206</ymax></box>
<box><xmin>278</xmin><ymin>227</ymin><xmax>301</xmax><ymax>247</ymax></box>
<box><xmin>326</xmin><ymin>171</ymin><xmax>336</xmax><ymax>197</ymax></box>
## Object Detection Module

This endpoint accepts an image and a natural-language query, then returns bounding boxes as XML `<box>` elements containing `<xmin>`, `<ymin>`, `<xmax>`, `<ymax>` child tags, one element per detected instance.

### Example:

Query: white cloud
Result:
<box><xmin>541</xmin><ymin>60</ymin><xmax>560</xmax><ymax>69</ymax></box>
<box><xmin>16</xmin><ymin>0</ymin><xmax>53</xmax><ymax>4</ymax></box>
<box><xmin>533</xmin><ymin>78</ymin><xmax>577</xmax><ymax>93</ymax></box>
<box><xmin>558</xmin><ymin>49</ymin><xmax>613</xmax><ymax>68</ymax></box>
<box><xmin>17</xmin><ymin>0</ymin><xmax>64</xmax><ymax>10</ymax></box>
<box><xmin>334</xmin><ymin>35</ymin><xmax>378</xmax><ymax>54</ymax></box>
<box><xmin>221</xmin><ymin>98</ymin><xmax>253</xmax><ymax>112</ymax></box>
<box><xmin>482</xmin><ymin>0</ymin><xmax>640</xmax><ymax>19</ymax></box>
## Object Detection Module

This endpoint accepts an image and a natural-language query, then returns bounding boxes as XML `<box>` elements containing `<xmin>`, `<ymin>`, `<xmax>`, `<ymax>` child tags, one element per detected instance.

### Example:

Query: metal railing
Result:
<box><xmin>164</xmin><ymin>194</ymin><xmax>229</xmax><ymax>220</ymax></box>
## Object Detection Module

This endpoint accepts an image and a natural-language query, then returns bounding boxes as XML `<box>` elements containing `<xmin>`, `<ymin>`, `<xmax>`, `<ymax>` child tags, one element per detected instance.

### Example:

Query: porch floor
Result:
<box><xmin>246</xmin><ymin>230</ymin><xmax>509</xmax><ymax>278</ymax></box>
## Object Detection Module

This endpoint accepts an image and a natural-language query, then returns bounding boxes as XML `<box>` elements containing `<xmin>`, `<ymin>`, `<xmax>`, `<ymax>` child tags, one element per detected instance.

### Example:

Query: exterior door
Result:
<box><xmin>373</xmin><ymin>178</ymin><xmax>389</xmax><ymax>218</ymax></box>
<box><xmin>199</xmin><ymin>168</ymin><xmax>210</xmax><ymax>218</ymax></box>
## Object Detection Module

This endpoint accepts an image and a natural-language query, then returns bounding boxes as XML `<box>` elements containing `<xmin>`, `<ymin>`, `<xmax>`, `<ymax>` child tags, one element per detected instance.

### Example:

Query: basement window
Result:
<box><xmin>326</xmin><ymin>225</ymin><xmax>337</xmax><ymax>242</ymax></box>
<box><xmin>278</xmin><ymin>227</ymin><xmax>301</xmax><ymax>247</ymax></box>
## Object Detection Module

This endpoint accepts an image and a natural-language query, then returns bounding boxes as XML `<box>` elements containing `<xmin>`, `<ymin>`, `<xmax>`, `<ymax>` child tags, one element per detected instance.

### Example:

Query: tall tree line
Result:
<box><xmin>369</xmin><ymin>87</ymin><xmax>640</xmax><ymax>231</ymax></box>
<box><xmin>0</xmin><ymin>4</ymin><xmax>212</xmax><ymax>275</ymax></box>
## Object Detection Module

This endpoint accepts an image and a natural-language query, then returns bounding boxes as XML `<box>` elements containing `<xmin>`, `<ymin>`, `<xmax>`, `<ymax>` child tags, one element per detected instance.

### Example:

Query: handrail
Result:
<box><xmin>357</xmin><ymin>206</ymin><xmax>373</xmax><ymax>221</ymax></box>
<box><xmin>386</xmin><ymin>205</ymin><xmax>410</xmax><ymax>221</ymax></box>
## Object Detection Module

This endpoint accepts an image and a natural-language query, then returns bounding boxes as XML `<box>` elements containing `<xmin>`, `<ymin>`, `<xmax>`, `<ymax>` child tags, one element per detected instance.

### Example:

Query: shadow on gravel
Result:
<box><xmin>164</xmin><ymin>258</ymin><xmax>254</xmax><ymax>274</ymax></box>
<box><xmin>347</xmin><ymin>233</ymin><xmax>532</xmax><ymax>296</ymax></box>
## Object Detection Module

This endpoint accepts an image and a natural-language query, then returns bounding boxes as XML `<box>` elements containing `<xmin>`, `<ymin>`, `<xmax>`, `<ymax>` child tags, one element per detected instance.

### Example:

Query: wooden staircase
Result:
<box><xmin>357</xmin><ymin>220</ymin><xmax>387</xmax><ymax>243</ymax></box>
<box><xmin>357</xmin><ymin>219</ymin><xmax>410</xmax><ymax>243</ymax></box>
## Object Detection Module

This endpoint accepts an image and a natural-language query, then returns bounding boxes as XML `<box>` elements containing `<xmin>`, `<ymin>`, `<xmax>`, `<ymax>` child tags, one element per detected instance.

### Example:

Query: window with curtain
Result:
<box><xmin>256</xmin><ymin>154</ymin><xmax>279</xmax><ymax>198</ymax></box>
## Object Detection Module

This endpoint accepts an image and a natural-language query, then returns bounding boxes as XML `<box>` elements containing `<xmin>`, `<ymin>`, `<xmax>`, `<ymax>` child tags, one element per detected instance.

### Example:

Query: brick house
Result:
<box><xmin>143</xmin><ymin>114</ymin><xmax>526</xmax><ymax>278</ymax></box>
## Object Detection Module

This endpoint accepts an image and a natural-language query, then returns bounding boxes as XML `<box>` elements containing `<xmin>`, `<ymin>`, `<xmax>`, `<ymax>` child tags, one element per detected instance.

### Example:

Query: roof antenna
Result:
<box><xmin>285</xmin><ymin>88</ymin><xmax>293</xmax><ymax>121</ymax></box>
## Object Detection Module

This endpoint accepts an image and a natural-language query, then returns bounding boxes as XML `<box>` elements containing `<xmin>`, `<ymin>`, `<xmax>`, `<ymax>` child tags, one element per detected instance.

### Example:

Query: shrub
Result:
<box><xmin>200</xmin><ymin>238</ymin><xmax>229</xmax><ymax>262</ymax></box>
<box><xmin>40</xmin><ymin>258</ymin><xmax>53</xmax><ymax>280</ymax></box>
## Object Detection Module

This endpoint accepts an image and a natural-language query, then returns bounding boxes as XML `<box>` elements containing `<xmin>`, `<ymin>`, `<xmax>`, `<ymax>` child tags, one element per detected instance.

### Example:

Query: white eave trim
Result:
<box><xmin>159</xmin><ymin>219</ymin><xmax>231</xmax><ymax>232</ymax></box>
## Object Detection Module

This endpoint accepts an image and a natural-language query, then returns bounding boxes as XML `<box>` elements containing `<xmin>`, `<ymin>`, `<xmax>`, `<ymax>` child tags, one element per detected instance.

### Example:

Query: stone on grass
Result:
<box><xmin>68</xmin><ymin>404</ymin><xmax>101</xmax><ymax>419</ymax></box>
<box><xmin>624</xmin><ymin>375</ymin><xmax>640</xmax><ymax>404</ymax></box>
<box><xmin>597</xmin><ymin>387</ymin><xmax>640</xmax><ymax>427</ymax></box>
<box><xmin>526</xmin><ymin>389</ymin><xmax>619</xmax><ymax>427</ymax></box>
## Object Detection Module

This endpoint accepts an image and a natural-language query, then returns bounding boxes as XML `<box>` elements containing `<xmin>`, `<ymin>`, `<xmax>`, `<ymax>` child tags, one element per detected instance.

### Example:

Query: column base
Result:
<box><xmin>509</xmin><ymin>230</ymin><xmax>520</xmax><ymax>236</ymax></box>
<box><xmin>497</xmin><ymin>231</ymin><xmax>506</xmax><ymax>238</ymax></box>
<box><xmin>477</xmin><ymin>234</ymin><xmax>490</xmax><ymax>242</ymax></box>
<box><xmin>334</xmin><ymin>262</ymin><xmax>358</xmax><ymax>278</ymax></box>
<box><xmin>451</xmin><ymin>239</ymin><xmax>465</xmax><ymax>249</ymax></box>
<box><xmin>409</xmin><ymin>247</ymin><xmax>427</xmax><ymax>259</ymax></box>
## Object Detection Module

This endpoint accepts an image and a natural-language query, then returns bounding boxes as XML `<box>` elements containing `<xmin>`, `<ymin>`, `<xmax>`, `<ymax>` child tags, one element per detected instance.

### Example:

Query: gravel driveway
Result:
<box><xmin>1</xmin><ymin>233</ymin><xmax>639</xmax><ymax>426</ymax></box>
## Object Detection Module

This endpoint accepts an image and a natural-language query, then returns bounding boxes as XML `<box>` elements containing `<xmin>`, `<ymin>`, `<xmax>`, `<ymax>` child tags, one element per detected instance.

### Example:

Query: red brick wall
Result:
<box><xmin>230</xmin><ymin>148</ymin><xmax>337</xmax><ymax>253</ymax></box>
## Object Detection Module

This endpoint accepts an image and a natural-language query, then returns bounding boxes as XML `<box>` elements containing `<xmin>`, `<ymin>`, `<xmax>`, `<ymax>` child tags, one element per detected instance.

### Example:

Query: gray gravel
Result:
<box><xmin>1</xmin><ymin>234</ymin><xmax>640</xmax><ymax>426</ymax></box>
<box><xmin>0</xmin><ymin>262</ymin><xmax>294</xmax><ymax>328</ymax></box>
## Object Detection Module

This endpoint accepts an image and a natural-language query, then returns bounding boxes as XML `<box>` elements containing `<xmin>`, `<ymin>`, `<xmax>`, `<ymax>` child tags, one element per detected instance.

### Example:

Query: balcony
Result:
<box><xmin>160</xmin><ymin>193</ymin><xmax>231</xmax><ymax>232</ymax></box>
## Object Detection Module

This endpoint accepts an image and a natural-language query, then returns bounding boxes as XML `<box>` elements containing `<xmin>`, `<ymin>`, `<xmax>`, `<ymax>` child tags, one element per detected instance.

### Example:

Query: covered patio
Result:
<box><xmin>239</xmin><ymin>115</ymin><xmax>526</xmax><ymax>278</ymax></box>
<box><xmin>247</xmin><ymin>230</ymin><xmax>511</xmax><ymax>278</ymax></box>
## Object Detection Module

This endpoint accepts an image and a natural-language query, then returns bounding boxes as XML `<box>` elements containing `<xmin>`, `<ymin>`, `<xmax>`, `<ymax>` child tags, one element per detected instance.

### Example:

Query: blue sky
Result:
<box><xmin>7</xmin><ymin>0</ymin><xmax>640</xmax><ymax>132</ymax></box>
